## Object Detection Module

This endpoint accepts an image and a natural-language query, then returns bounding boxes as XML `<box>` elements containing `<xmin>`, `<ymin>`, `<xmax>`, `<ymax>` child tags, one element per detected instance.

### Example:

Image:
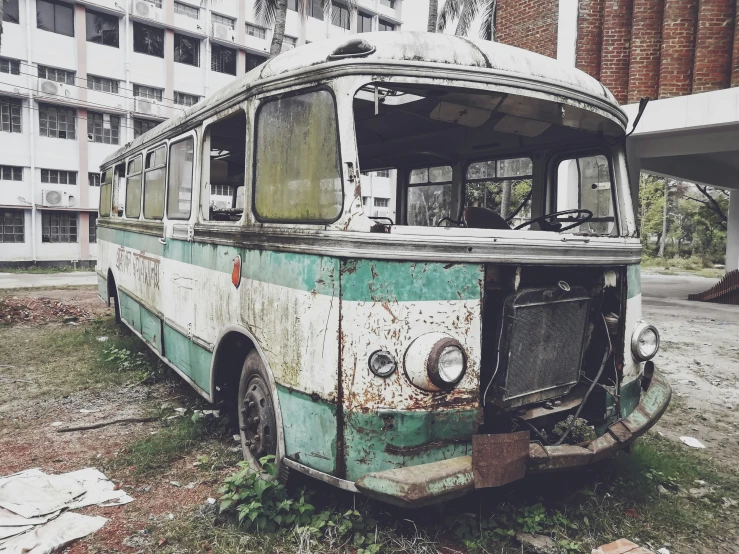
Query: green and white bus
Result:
<box><xmin>96</xmin><ymin>32</ymin><xmax>670</xmax><ymax>508</ymax></box>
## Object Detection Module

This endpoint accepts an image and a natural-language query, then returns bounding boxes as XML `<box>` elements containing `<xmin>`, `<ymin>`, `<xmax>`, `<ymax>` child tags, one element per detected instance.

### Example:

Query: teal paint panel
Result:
<box><xmin>341</xmin><ymin>260</ymin><xmax>484</xmax><ymax>303</ymax></box>
<box><xmin>140</xmin><ymin>307</ymin><xmax>162</xmax><ymax>353</ymax></box>
<box><xmin>163</xmin><ymin>324</ymin><xmax>191</xmax><ymax>374</ymax></box>
<box><xmin>192</xmin><ymin>242</ymin><xmax>339</xmax><ymax>296</ymax></box>
<box><xmin>189</xmin><ymin>341</ymin><xmax>213</xmax><ymax>393</ymax></box>
<box><xmin>620</xmin><ymin>376</ymin><xmax>642</xmax><ymax>418</ymax></box>
<box><xmin>119</xmin><ymin>291</ymin><xmax>142</xmax><ymax>333</ymax></box>
<box><xmin>343</xmin><ymin>409</ymin><xmax>478</xmax><ymax>482</ymax></box>
<box><xmin>98</xmin><ymin>226</ymin><xmax>164</xmax><ymax>256</ymax></box>
<box><xmin>627</xmin><ymin>264</ymin><xmax>641</xmax><ymax>299</ymax></box>
<box><xmin>97</xmin><ymin>275</ymin><xmax>107</xmax><ymax>303</ymax></box>
<box><xmin>165</xmin><ymin>239</ymin><xmax>191</xmax><ymax>264</ymax></box>
<box><xmin>276</xmin><ymin>384</ymin><xmax>337</xmax><ymax>475</ymax></box>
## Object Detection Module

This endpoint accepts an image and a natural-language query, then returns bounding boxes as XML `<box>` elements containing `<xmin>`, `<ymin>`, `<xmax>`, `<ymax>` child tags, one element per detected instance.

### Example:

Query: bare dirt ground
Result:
<box><xmin>1</xmin><ymin>281</ymin><xmax>737</xmax><ymax>553</ymax></box>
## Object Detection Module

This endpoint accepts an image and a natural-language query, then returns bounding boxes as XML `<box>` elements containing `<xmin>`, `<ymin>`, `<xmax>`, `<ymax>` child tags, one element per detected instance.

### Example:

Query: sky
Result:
<box><xmin>401</xmin><ymin>0</ymin><xmax>431</xmax><ymax>32</ymax></box>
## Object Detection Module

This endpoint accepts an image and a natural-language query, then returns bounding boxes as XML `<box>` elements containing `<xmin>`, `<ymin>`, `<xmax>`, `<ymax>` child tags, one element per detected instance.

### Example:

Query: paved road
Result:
<box><xmin>0</xmin><ymin>272</ymin><xmax>97</xmax><ymax>289</ymax></box>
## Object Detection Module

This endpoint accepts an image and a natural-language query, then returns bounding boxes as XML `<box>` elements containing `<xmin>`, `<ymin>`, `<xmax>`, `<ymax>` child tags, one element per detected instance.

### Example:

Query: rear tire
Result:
<box><xmin>110</xmin><ymin>283</ymin><xmax>121</xmax><ymax>324</ymax></box>
<box><xmin>238</xmin><ymin>351</ymin><xmax>278</xmax><ymax>471</ymax></box>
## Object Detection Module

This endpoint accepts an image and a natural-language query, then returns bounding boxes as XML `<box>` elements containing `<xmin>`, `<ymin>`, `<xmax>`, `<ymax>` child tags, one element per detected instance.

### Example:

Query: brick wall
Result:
<box><xmin>601</xmin><ymin>0</ymin><xmax>634</xmax><ymax>103</ymax></box>
<box><xmin>495</xmin><ymin>0</ymin><xmax>559</xmax><ymax>59</ymax></box>
<box><xmin>628</xmin><ymin>0</ymin><xmax>664</xmax><ymax>102</ymax></box>
<box><xmin>692</xmin><ymin>0</ymin><xmax>735</xmax><ymax>93</ymax></box>
<box><xmin>576</xmin><ymin>0</ymin><xmax>605</xmax><ymax>79</ymax></box>
<box><xmin>733</xmin><ymin>5</ymin><xmax>739</xmax><ymax>86</ymax></box>
<box><xmin>658</xmin><ymin>0</ymin><xmax>699</xmax><ymax>98</ymax></box>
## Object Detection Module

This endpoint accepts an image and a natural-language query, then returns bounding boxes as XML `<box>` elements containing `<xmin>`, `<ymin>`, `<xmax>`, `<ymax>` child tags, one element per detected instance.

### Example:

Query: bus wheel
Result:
<box><xmin>238</xmin><ymin>351</ymin><xmax>277</xmax><ymax>469</ymax></box>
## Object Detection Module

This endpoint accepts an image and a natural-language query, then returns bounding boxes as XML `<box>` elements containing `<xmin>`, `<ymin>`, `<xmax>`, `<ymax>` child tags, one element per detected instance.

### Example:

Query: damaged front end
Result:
<box><xmin>354</xmin><ymin>263</ymin><xmax>671</xmax><ymax>508</ymax></box>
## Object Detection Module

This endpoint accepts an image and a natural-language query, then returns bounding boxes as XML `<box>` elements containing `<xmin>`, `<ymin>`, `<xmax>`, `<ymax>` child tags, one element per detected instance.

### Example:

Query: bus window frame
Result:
<box><xmin>166</xmin><ymin>134</ymin><xmax>197</xmax><ymax>221</ymax></box>
<box><xmin>125</xmin><ymin>154</ymin><xmax>144</xmax><ymax>220</ymax></box>
<box><xmin>99</xmin><ymin>169</ymin><xmax>112</xmax><ymax>217</ymax></box>
<box><xmin>143</xmin><ymin>142</ymin><xmax>169</xmax><ymax>221</ymax></box>
<box><xmin>462</xmin><ymin>155</ymin><xmax>534</xmax><ymax>216</ymax></box>
<box><xmin>547</xmin><ymin>147</ymin><xmax>620</xmax><ymax>237</ymax></box>
<box><xmin>251</xmin><ymin>85</ymin><xmax>345</xmax><ymax>225</ymax></box>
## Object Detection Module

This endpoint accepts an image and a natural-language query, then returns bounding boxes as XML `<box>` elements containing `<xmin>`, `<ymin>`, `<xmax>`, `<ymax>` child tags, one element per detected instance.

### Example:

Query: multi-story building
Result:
<box><xmin>0</xmin><ymin>0</ymin><xmax>402</xmax><ymax>266</ymax></box>
<box><xmin>493</xmin><ymin>0</ymin><xmax>739</xmax><ymax>273</ymax></box>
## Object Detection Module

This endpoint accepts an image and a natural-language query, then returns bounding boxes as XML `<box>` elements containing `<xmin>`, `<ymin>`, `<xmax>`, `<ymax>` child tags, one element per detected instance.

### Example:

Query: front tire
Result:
<box><xmin>238</xmin><ymin>351</ymin><xmax>278</xmax><ymax>470</ymax></box>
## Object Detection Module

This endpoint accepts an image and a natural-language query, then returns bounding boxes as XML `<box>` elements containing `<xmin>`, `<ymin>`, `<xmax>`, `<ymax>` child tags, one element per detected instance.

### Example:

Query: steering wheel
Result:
<box><xmin>436</xmin><ymin>216</ymin><xmax>465</xmax><ymax>227</ymax></box>
<box><xmin>514</xmin><ymin>209</ymin><xmax>593</xmax><ymax>232</ymax></box>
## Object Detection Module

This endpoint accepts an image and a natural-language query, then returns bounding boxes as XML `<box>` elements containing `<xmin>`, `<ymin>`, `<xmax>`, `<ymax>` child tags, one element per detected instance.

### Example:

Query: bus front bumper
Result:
<box><xmin>355</xmin><ymin>370</ymin><xmax>671</xmax><ymax>509</ymax></box>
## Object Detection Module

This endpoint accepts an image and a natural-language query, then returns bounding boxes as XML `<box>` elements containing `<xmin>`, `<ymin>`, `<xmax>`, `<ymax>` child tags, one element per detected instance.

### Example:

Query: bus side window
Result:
<box><xmin>204</xmin><ymin>111</ymin><xmax>247</xmax><ymax>222</ymax></box>
<box><xmin>254</xmin><ymin>89</ymin><xmax>342</xmax><ymax>223</ymax></box>
<box><xmin>125</xmin><ymin>155</ymin><xmax>143</xmax><ymax>219</ymax></box>
<box><xmin>167</xmin><ymin>137</ymin><xmax>195</xmax><ymax>220</ymax></box>
<box><xmin>99</xmin><ymin>170</ymin><xmax>112</xmax><ymax>217</ymax></box>
<box><xmin>406</xmin><ymin>166</ymin><xmax>453</xmax><ymax>227</ymax></box>
<box><xmin>143</xmin><ymin>145</ymin><xmax>167</xmax><ymax>220</ymax></box>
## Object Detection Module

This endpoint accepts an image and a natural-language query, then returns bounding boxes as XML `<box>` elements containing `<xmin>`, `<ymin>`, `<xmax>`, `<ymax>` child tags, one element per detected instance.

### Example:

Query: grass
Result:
<box><xmin>641</xmin><ymin>256</ymin><xmax>725</xmax><ymax>279</ymax></box>
<box><xmin>0</xmin><ymin>266</ymin><xmax>90</xmax><ymax>274</ymax></box>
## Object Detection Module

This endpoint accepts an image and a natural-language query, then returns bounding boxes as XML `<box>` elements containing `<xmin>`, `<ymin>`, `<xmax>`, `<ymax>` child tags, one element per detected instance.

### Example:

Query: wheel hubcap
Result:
<box><xmin>240</xmin><ymin>376</ymin><xmax>275</xmax><ymax>461</ymax></box>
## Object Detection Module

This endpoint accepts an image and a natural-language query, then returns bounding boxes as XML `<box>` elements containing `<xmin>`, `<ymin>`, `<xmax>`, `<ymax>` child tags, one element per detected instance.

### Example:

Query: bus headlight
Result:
<box><xmin>631</xmin><ymin>321</ymin><xmax>660</xmax><ymax>361</ymax></box>
<box><xmin>404</xmin><ymin>333</ymin><xmax>467</xmax><ymax>391</ymax></box>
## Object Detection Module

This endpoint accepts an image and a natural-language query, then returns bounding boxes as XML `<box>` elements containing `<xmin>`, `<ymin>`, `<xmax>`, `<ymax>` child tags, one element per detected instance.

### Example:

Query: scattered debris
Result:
<box><xmin>0</xmin><ymin>468</ymin><xmax>132</xmax><ymax>553</ymax></box>
<box><xmin>722</xmin><ymin>497</ymin><xmax>737</xmax><ymax>508</ymax></box>
<box><xmin>96</xmin><ymin>336</ymin><xmax>109</xmax><ymax>342</ymax></box>
<box><xmin>515</xmin><ymin>532</ymin><xmax>556</xmax><ymax>554</ymax></box>
<box><xmin>592</xmin><ymin>538</ymin><xmax>656</xmax><ymax>554</ymax></box>
<box><xmin>55</xmin><ymin>416</ymin><xmax>158</xmax><ymax>433</ymax></box>
<box><xmin>206</xmin><ymin>498</ymin><xmax>216</xmax><ymax>505</ymax></box>
<box><xmin>679</xmin><ymin>436</ymin><xmax>706</xmax><ymax>448</ymax></box>
<box><xmin>657</xmin><ymin>549</ymin><xmax>670</xmax><ymax>554</ymax></box>
<box><xmin>0</xmin><ymin>296</ymin><xmax>92</xmax><ymax>325</ymax></box>
<box><xmin>170</xmin><ymin>481</ymin><xmax>181</xmax><ymax>488</ymax></box>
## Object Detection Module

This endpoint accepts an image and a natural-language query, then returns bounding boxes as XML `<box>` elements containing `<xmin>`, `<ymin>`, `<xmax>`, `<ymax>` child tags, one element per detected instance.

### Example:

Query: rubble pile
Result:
<box><xmin>0</xmin><ymin>296</ymin><xmax>92</xmax><ymax>324</ymax></box>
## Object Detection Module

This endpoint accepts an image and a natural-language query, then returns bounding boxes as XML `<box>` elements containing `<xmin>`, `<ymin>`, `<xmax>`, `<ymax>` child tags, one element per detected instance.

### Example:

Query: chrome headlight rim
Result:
<box><xmin>368</xmin><ymin>349</ymin><xmax>397</xmax><ymax>378</ymax></box>
<box><xmin>631</xmin><ymin>321</ymin><xmax>660</xmax><ymax>361</ymax></box>
<box><xmin>427</xmin><ymin>337</ymin><xmax>467</xmax><ymax>390</ymax></box>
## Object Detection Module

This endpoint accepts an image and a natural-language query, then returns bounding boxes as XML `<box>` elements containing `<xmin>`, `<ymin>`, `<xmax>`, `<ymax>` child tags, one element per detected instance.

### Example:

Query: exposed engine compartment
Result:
<box><xmin>480</xmin><ymin>265</ymin><xmax>627</xmax><ymax>445</ymax></box>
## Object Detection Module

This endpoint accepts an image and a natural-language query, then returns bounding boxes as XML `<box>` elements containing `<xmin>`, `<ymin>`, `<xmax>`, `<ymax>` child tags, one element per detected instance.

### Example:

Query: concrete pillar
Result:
<box><xmin>726</xmin><ymin>190</ymin><xmax>739</xmax><ymax>272</ymax></box>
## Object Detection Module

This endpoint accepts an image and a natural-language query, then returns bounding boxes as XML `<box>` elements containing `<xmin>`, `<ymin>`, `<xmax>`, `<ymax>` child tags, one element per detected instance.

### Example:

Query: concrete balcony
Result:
<box><xmin>0</xmin><ymin>22</ymin><xmax>27</xmax><ymax>60</ymax></box>
<box><xmin>77</xmin><ymin>0</ymin><xmax>125</xmax><ymax>16</ymax></box>
<box><xmin>130</xmin><ymin>97</ymin><xmax>167</xmax><ymax>119</ymax></box>
<box><xmin>36</xmin><ymin>78</ymin><xmax>79</xmax><ymax>107</ymax></box>
<box><xmin>86</xmin><ymin>89</ymin><xmax>128</xmax><ymax>113</ymax></box>
<box><xmin>173</xmin><ymin>12</ymin><xmax>206</xmax><ymax>36</ymax></box>
<box><xmin>210</xmin><ymin>22</ymin><xmax>240</xmax><ymax>47</ymax></box>
<box><xmin>244</xmin><ymin>25</ymin><xmax>270</xmax><ymax>55</ymax></box>
<box><xmin>0</xmin><ymin>70</ymin><xmax>27</xmax><ymax>100</ymax></box>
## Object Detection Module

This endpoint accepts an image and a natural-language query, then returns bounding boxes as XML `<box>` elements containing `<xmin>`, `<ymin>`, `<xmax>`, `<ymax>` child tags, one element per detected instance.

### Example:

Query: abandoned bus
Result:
<box><xmin>96</xmin><ymin>32</ymin><xmax>670</xmax><ymax>508</ymax></box>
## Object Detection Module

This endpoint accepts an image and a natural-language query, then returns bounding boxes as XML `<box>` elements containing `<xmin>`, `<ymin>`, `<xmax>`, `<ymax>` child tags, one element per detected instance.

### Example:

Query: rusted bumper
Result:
<box><xmin>354</xmin><ymin>370</ymin><xmax>671</xmax><ymax>508</ymax></box>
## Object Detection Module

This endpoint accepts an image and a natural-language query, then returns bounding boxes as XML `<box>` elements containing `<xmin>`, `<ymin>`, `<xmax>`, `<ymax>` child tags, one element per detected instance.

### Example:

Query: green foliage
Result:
<box><xmin>219</xmin><ymin>457</ymin><xmax>382</xmax><ymax>551</ymax></box>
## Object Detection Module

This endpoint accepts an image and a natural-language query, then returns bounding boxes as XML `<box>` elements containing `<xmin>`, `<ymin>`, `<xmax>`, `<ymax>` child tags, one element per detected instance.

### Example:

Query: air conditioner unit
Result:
<box><xmin>37</xmin><ymin>79</ymin><xmax>71</xmax><ymax>98</ymax></box>
<box><xmin>212</xmin><ymin>22</ymin><xmax>236</xmax><ymax>42</ymax></box>
<box><xmin>42</xmin><ymin>189</ymin><xmax>70</xmax><ymax>208</ymax></box>
<box><xmin>134</xmin><ymin>98</ymin><xmax>163</xmax><ymax>117</ymax></box>
<box><xmin>131</xmin><ymin>0</ymin><xmax>162</xmax><ymax>21</ymax></box>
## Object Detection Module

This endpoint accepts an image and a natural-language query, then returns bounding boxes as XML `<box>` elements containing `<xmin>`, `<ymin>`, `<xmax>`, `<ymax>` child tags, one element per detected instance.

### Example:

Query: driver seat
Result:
<box><xmin>463</xmin><ymin>207</ymin><xmax>510</xmax><ymax>230</ymax></box>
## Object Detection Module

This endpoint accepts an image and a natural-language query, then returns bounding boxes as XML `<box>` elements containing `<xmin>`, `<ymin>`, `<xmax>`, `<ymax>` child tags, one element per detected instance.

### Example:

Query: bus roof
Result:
<box><xmin>102</xmin><ymin>31</ymin><xmax>624</xmax><ymax>168</ymax></box>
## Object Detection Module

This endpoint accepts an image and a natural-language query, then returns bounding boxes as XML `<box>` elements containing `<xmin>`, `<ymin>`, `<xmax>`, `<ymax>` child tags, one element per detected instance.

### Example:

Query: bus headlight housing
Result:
<box><xmin>631</xmin><ymin>321</ymin><xmax>660</xmax><ymax>361</ymax></box>
<box><xmin>404</xmin><ymin>333</ymin><xmax>467</xmax><ymax>391</ymax></box>
<box><xmin>368</xmin><ymin>350</ymin><xmax>397</xmax><ymax>378</ymax></box>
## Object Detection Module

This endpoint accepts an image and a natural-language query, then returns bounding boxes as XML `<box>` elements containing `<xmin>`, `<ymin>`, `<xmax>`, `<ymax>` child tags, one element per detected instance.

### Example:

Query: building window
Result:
<box><xmin>3</xmin><ymin>0</ymin><xmax>20</xmax><ymax>24</ymax></box>
<box><xmin>211</xmin><ymin>13</ymin><xmax>235</xmax><ymax>29</ymax></box>
<box><xmin>87</xmin><ymin>112</ymin><xmax>120</xmax><ymax>144</ymax></box>
<box><xmin>331</xmin><ymin>3</ymin><xmax>350</xmax><ymax>30</ymax></box>
<box><xmin>89</xmin><ymin>173</ymin><xmax>101</xmax><ymax>187</ymax></box>
<box><xmin>89</xmin><ymin>214</ymin><xmax>97</xmax><ymax>243</ymax></box>
<box><xmin>38</xmin><ymin>65</ymin><xmax>75</xmax><ymax>85</ymax></box>
<box><xmin>308</xmin><ymin>0</ymin><xmax>324</xmax><ymax>20</ymax></box>
<box><xmin>37</xmin><ymin>0</ymin><xmax>74</xmax><ymax>36</ymax></box>
<box><xmin>133</xmin><ymin>118</ymin><xmax>158</xmax><ymax>138</ymax></box>
<box><xmin>380</xmin><ymin>0</ymin><xmax>394</xmax><ymax>7</ymax></box>
<box><xmin>133</xmin><ymin>22</ymin><xmax>164</xmax><ymax>57</ymax></box>
<box><xmin>0</xmin><ymin>166</ymin><xmax>22</xmax><ymax>181</ymax></box>
<box><xmin>374</xmin><ymin>169</ymin><xmax>390</xmax><ymax>178</ymax></box>
<box><xmin>255</xmin><ymin>90</ymin><xmax>342</xmax><ymax>222</ymax></box>
<box><xmin>88</xmin><ymin>75</ymin><xmax>119</xmax><ymax>94</ymax></box>
<box><xmin>41</xmin><ymin>169</ymin><xmax>77</xmax><ymax>185</ymax></box>
<box><xmin>174</xmin><ymin>33</ymin><xmax>199</xmax><ymax>66</ymax></box>
<box><xmin>281</xmin><ymin>36</ymin><xmax>297</xmax><ymax>52</ymax></box>
<box><xmin>0</xmin><ymin>210</ymin><xmax>24</xmax><ymax>243</ymax></box>
<box><xmin>0</xmin><ymin>96</ymin><xmax>22</xmax><ymax>134</ymax></box>
<box><xmin>246</xmin><ymin>23</ymin><xmax>266</xmax><ymax>39</ymax></box>
<box><xmin>287</xmin><ymin>0</ymin><xmax>297</xmax><ymax>11</ymax></box>
<box><xmin>362</xmin><ymin>196</ymin><xmax>368</xmax><ymax>206</ymax></box>
<box><xmin>147</xmin><ymin>0</ymin><xmax>163</xmax><ymax>8</ymax></box>
<box><xmin>42</xmin><ymin>211</ymin><xmax>77</xmax><ymax>242</ymax></box>
<box><xmin>85</xmin><ymin>9</ymin><xmax>119</xmax><ymax>47</ymax></box>
<box><xmin>374</xmin><ymin>197</ymin><xmax>389</xmax><ymax>208</ymax></box>
<box><xmin>211</xmin><ymin>44</ymin><xmax>236</xmax><ymax>75</ymax></box>
<box><xmin>378</xmin><ymin>19</ymin><xmax>395</xmax><ymax>31</ymax></box>
<box><xmin>174</xmin><ymin>91</ymin><xmax>199</xmax><ymax>107</ymax></box>
<box><xmin>0</xmin><ymin>58</ymin><xmax>20</xmax><ymax>75</ymax></box>
<box><xmin>246</xmin><ymin>53</ymin><xmax>267</xmax><ymax>72</ymax></box>
<box><xmin>39</xmin><ymin>104</ymin><xmax>76</xmax><ymax>139</ymax></box>
<box><xmin>211</xmin><ymin>184</ymin><xmax>233</xmax><ymax>196</ymax></box>
<box><xmin>174</xmin><ymin>2</ymin><xmax>198</xmax><ymax>19</ymax></box>
<box><xmin>358</xmin><ymin>12</ymin><xmax>373</xmax><ymax>33</ymax></box>
<box><xmin>133</xmin><ymin>84</ymin><xmax>163</xmax><ymax>101</ymax></box>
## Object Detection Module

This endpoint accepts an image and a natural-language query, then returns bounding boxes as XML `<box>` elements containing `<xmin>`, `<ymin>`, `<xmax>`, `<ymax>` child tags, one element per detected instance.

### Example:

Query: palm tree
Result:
<box><xmin>427</xmin><ymin>0</ymin><xmax>438</xmax><ymax>32</ymax></box>
<box><xmin>254</xmin><ymin>0</ymin><xmax>356</xmax><ymax>58</ymax></box>
<box><xmin>437</xmin><ymin>0</ymin><xmax>497</xmax><ymax>40</ymax></box>
<box><xmin>1</xmin><ymin>0</ymin><xmax>5</xmax><ymax>51</ymax></box>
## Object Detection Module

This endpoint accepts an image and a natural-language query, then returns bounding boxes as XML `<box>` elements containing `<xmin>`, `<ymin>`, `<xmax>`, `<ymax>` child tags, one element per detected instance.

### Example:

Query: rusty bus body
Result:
<box><xmin>95</xmin><ymin>32</ymin><xmax>670</xmax><ymax>508</ymax></box>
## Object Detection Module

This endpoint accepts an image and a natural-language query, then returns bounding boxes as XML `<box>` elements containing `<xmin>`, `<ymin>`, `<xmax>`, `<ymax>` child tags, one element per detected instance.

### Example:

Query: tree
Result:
<box><xmin>1</xmin><ymin>0</ymin><xmax>4</xmax><ymax>51</ymax></box>
<box><xmin>437</xmin><ymin>0</ymin><xmax>496</xmax><ymax>40</ymax></box>
<box><xmin>427</xmin><ymin>0</ymin><xmax>438</xmax><ymax>32</ymax></box>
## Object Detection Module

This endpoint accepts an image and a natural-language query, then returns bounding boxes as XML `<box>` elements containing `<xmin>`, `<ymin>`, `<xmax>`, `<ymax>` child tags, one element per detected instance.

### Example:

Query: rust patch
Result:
<box><xmin>384</xmin><ymin>438</ymin><xmax>470</xmax><ymax>456</ymax></box>
<box><xmin>472</xmin><ymin>431</ymin><xmax>529</xmax><ymax>488</ymax></box>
